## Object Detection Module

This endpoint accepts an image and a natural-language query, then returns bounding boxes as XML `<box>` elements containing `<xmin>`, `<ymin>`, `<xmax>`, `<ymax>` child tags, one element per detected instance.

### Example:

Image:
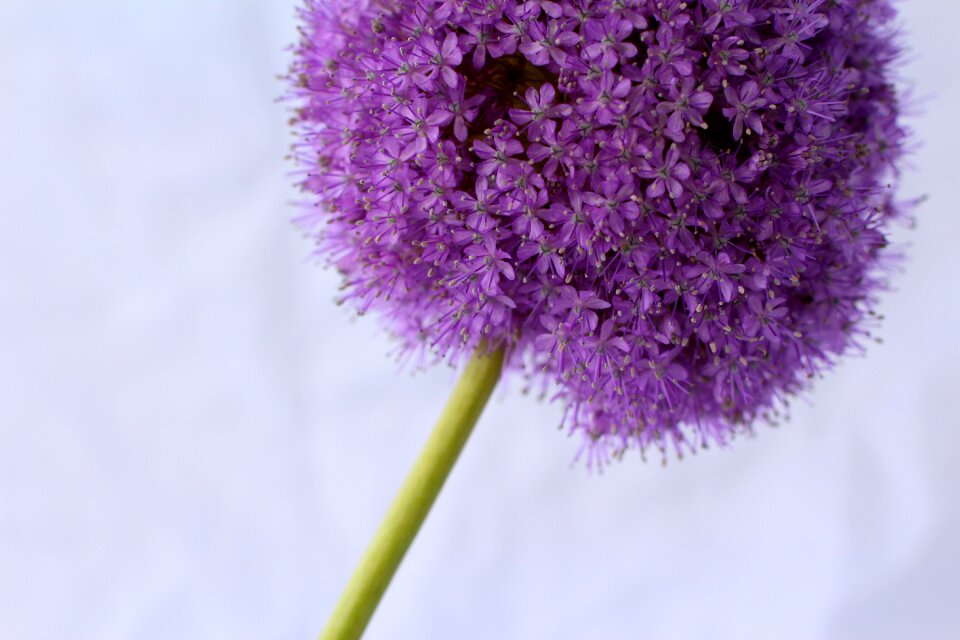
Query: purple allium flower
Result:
<box><xmin>290</xmin><ymin>0</ymin><xmax>909</xmax><ymax>464</ymax></box>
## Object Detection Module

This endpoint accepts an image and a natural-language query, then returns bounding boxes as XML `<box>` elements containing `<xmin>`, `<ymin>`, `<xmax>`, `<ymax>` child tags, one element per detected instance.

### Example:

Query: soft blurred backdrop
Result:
<box><xmin>1</xmin><ymin>2</ymin><xmax>958</xmax><ymax>639</ymax></box>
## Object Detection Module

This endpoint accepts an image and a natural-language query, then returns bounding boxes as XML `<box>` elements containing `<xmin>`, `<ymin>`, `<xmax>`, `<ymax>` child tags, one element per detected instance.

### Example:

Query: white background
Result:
<box><xmin>2</xmin><ymin>3</ymin><xmax>959</xmax><ymax>639</ymax></box>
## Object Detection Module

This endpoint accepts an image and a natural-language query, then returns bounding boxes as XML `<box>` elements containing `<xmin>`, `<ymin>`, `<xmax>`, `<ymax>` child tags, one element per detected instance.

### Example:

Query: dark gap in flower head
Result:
<box><xmin>462</xmin><ymin>53</ymin><xmax>560</xmax><ymax>132</ymax></box>
<box><xmin>806</xmin><ymin>28</ymin><xmax>837</xmax><ymax>64</ymax></box>
<box><xmin>699</xmin><ymin>102</ymin><xmax>736</xmax><ymax>152</ymax></box>
<box><xmin>845</xmin><ymin>107</ymin><xmax>870</xmax><ymax>138</ymax></box>
<box><xmin>644</xmin><ymin>14</ymin><xmax>661</xmax><ymax>36</ymax></box>
<box><xmin>623</xmin><ymin>27</ymin><xmax>651</xmax><ymax>67</ymax></box>
<box><xmin>733</xmin><ymin>138</ymin><xmax>756</xmax><ymax>165</ymax></box>
<box><xmin>698</xmin><ymin>102</ymin><xmax>757</xmax><ymax>165</ymax></box>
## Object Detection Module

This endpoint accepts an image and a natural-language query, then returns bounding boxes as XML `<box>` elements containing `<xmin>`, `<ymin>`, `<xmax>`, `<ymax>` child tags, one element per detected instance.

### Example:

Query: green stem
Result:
<box><xmin>319</xmin><ymin>343</ymin><xmax>505</xmax><ymax>640</ymax></box>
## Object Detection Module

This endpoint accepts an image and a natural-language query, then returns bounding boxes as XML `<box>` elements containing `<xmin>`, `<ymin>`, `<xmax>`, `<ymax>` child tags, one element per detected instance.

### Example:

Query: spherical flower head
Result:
<box><xmin>290</xmin><ymin>0</ymin><xmax>909</xmax><ymax>464</ymax></box>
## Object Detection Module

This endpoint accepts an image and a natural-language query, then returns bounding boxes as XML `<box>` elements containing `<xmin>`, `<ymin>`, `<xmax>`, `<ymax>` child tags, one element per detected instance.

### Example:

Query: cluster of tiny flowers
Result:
<box><xmin>291</xmin><ymin>0</ymin><xmax>907</xmax><ymax>462</ymax></box>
